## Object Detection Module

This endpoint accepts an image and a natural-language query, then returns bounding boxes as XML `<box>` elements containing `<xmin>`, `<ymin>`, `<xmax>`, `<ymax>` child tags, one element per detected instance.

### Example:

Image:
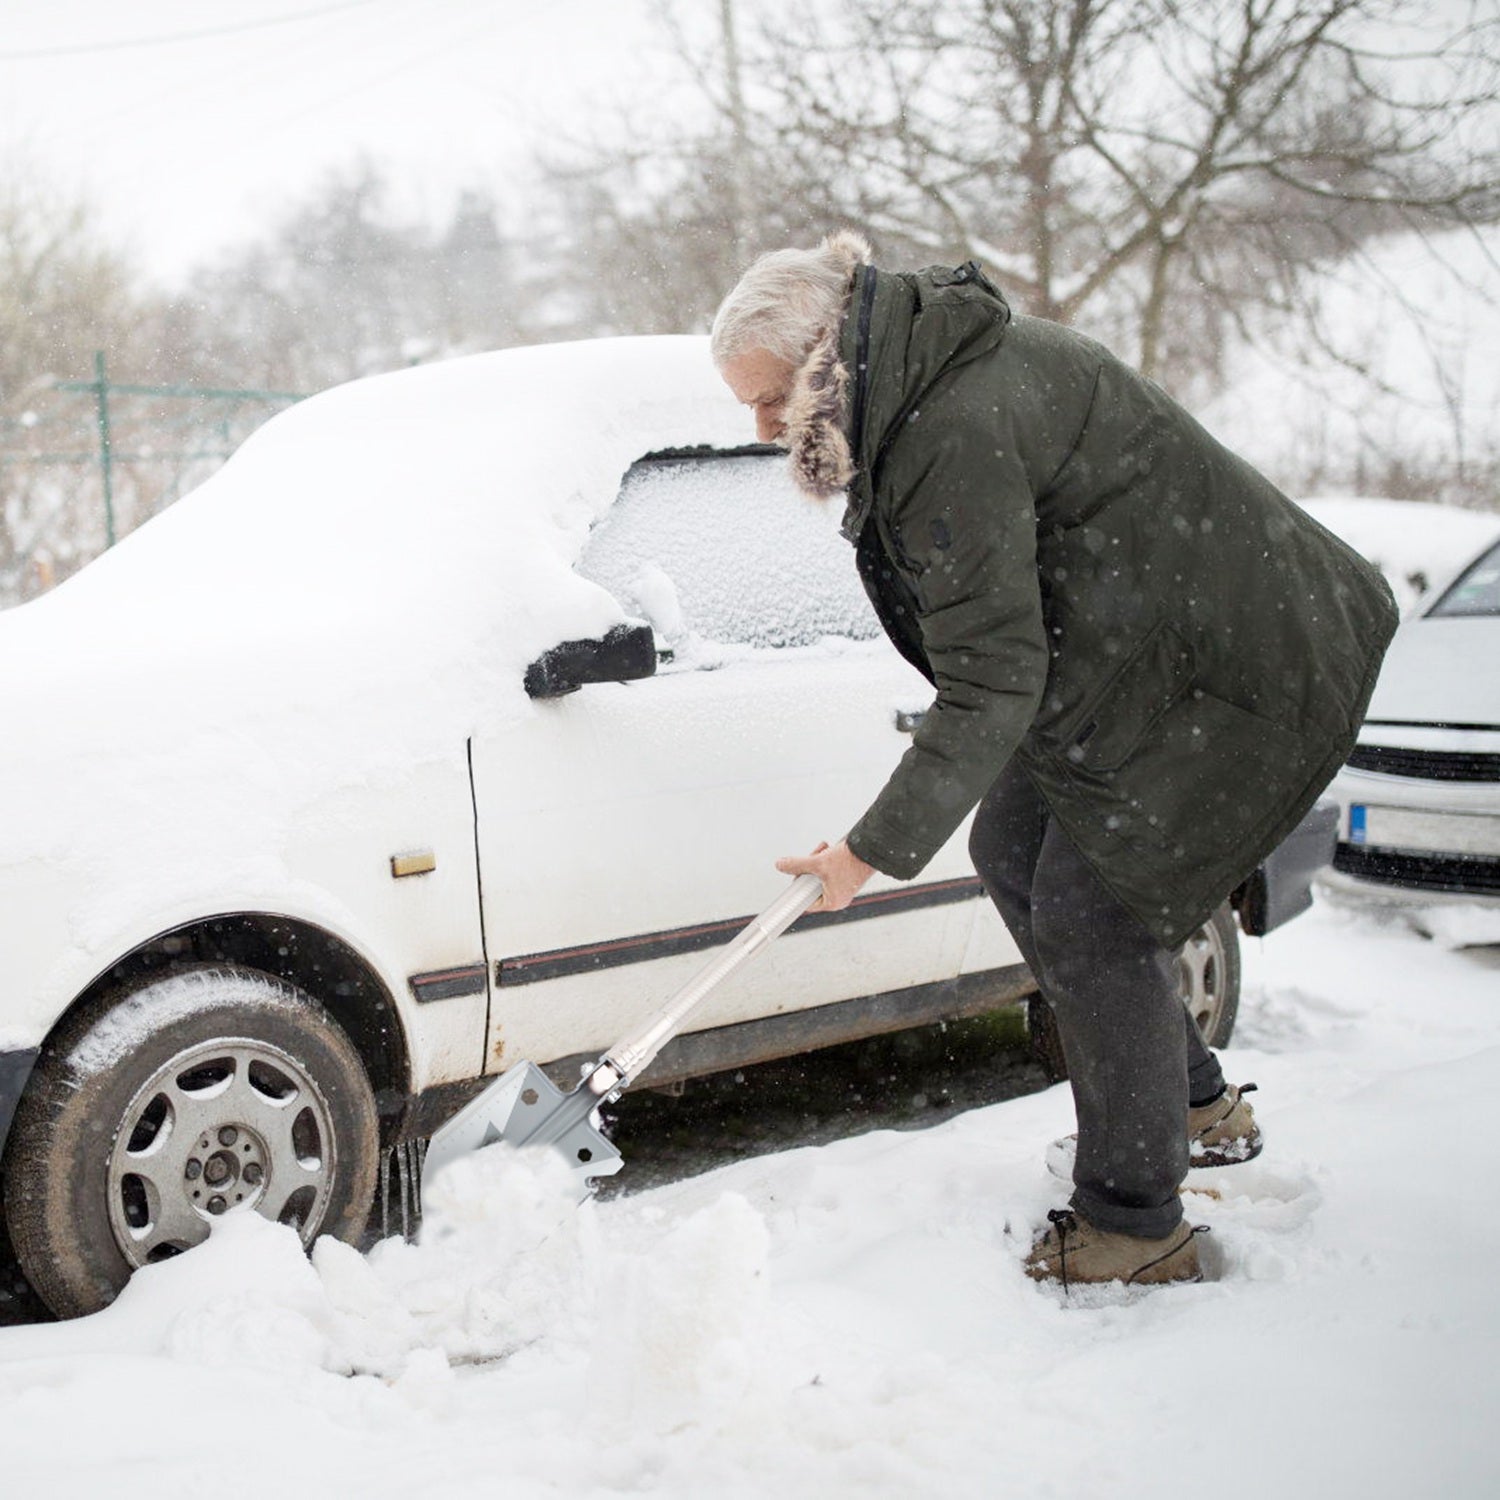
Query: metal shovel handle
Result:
<box><xmin>597</xmin><ymin>872</ymin><xmax>824</xmax><ymax>1089</ymax></box>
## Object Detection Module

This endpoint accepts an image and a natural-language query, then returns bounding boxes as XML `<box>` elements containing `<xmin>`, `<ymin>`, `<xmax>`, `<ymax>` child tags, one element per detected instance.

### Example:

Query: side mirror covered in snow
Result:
<box><xmin>524</xmin><ymin>622</ymin><xmax>657</xmax><ymax>699</ymax></box>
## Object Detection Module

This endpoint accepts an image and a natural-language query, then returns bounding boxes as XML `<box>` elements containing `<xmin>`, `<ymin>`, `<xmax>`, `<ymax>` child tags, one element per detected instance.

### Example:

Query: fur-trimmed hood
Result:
<box><xmin>784</xmin><ymin>327</ymin><xmax>855</xmax><ymax>499</ymax></box>
<box><xmin>782</xmin><ymin>231</ymin><xmax>869</xmax><ymax>500</ymax></box>
<box><xmin>782</xmin><ymin>244</ymin><xmax>1016</xmax><ymax>508</ymax></box>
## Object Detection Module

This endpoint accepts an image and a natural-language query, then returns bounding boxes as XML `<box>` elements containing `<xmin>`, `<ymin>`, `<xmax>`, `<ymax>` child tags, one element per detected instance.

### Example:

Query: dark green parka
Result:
<box><xmin>826</xmin><ymin>262</ymin><xmax>1397</xmax><ymax>948</ymax></box>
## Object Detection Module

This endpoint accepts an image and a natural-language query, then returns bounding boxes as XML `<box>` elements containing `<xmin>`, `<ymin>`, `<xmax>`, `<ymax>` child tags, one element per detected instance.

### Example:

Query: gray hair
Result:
<box><xmin>710</xmin><ymin>230</ymin><xmax>872</xmax><ymax>367</ymax></box>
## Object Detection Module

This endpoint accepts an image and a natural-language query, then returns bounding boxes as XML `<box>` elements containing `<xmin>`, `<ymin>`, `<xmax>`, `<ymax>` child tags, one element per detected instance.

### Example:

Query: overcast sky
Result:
<box><xmin>0</xmin><ymin>0</ymin><xmax>665</xmax><ymax>283</ymax></box>
<box><xmin>2</xmin><ymin>1</ymin><xmax>1487</xmax><ymax>289</ymax></box>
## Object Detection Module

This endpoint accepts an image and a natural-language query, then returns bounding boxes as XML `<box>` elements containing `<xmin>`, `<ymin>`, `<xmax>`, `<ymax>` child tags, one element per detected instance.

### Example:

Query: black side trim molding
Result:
<box><xmin>409</xmin><ymin>964</ymin><xmax>488</xmax><ymax>1004</ymax></box>
<box><xmin>496</xmin><ymin>875</ymin><xmax>985</xmax><ymax>988</ymax></box>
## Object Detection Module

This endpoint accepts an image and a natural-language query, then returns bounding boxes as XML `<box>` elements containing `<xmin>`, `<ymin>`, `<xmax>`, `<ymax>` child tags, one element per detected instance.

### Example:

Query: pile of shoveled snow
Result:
<box><xmin>0</xmin><ymin>902</ymin><xmax>1495</xmax><ymax>1498</ymax></box>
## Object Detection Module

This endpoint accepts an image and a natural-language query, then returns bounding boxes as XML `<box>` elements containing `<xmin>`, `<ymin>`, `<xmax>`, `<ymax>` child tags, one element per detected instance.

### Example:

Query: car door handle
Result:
<box><xmin>894</xmin><ymin>709</ymin><xmax>927</xmax><ymax>734</ymax></box>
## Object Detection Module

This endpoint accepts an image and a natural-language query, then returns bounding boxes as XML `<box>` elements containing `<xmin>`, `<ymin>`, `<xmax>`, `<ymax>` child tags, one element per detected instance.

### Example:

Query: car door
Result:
<box><xmin>468</xmin><ymin>449</ymin><xmax>1000</xmax><ymax>1074</ymax></box>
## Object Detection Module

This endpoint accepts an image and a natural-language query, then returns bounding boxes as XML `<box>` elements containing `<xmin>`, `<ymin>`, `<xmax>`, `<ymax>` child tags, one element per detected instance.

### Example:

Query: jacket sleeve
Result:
<box><xmin>845</xmin><ymin>415</ymin><xmax>1048</xmax><ymax>879</ymax></box>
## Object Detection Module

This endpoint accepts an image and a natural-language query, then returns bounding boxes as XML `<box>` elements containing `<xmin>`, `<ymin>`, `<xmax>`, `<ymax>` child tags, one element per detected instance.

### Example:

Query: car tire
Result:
<box><xmin>1025</xmin><ymin>901</ymin><xmax>1241</xmax><ymax>1083</ymax></box>
<box><xmin>3</xmin><ymin>966</ymin><xmax>379</xmax><ymax>1320</ymax></box>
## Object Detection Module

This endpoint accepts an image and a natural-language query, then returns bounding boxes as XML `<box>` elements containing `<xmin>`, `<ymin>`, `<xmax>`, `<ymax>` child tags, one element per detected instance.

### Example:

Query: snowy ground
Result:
<box><xmin>0</xmin><ymin>899</ymin><xmax>1496</xmax><ymax>1499</ymax></box>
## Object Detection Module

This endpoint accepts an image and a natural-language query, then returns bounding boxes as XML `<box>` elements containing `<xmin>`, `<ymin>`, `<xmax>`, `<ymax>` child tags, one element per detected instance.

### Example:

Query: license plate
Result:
<box><xmin>1350</xmin><ymin>804</ymin><xmax>1500</xmax><ymax>858</ymax></box>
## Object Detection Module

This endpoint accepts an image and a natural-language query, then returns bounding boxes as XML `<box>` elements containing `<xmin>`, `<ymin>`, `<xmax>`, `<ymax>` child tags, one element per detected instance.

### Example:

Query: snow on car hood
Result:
<box><xmin>0</xmin><ymin>337</ymin><xmax>751</xmax><ymax>879</ymax></box>
<box><xmin>1365</xmin><ymin>613</ymin><xmax>1500</xmax><ymax>727</ymax></box>
<box><xmin>1296</xmin><ymin>498</ymin><xmax>1500</xmax><ymax>614</ymax></box>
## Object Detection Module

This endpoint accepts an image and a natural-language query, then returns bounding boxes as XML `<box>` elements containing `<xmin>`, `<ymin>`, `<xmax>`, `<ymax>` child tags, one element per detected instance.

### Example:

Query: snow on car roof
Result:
<box><xmin>8</xmin><ymin>335</ymin><xmax>748</xmax><ymax>662</ymax></box>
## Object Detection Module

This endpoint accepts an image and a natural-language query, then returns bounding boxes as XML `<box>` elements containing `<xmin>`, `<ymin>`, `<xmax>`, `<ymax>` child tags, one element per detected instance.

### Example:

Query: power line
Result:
<box><xmin>262</xmin><ymin>3</ymin><xmax>515</xmax><ymax>136</ymax></box>
<box><xmin>0</xmin><ymin>1</ymin><xmax>388</xmax><ymax>62</ymax></box>
<box><xmin>93</xmin><ymin>0</ymin><xmax>511</xmax><ymax>202</ymax></box>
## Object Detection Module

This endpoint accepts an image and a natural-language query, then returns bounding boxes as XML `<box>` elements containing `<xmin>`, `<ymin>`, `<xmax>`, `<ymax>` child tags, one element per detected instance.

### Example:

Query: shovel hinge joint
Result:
<box><xmin>586</xmin><ymin>1060</ymin><xmax>626</xmax><ymax>1098</ymax></box>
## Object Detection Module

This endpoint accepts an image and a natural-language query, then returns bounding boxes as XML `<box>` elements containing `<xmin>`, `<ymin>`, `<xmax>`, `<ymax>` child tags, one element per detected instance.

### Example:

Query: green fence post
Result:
<box><xmin>93</xmin><ymin>350</ymin><xmax>116</xmax><ymax>548</ymax></box>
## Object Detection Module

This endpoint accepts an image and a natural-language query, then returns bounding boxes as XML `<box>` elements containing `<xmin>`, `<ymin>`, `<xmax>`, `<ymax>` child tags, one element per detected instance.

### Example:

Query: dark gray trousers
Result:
<box><xmin>969</xmin><ymin>763</ymin><xmax>1226</xmax><ymax>1239</ymax></box>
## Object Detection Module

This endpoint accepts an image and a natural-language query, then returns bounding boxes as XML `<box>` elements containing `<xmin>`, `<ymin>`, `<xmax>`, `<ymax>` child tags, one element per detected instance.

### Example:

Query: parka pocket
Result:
<box><xmin>1106</xmin><ymin>687</ymin><xmax>1317</xmax><ymax>872</ymax></box>
<box><xmin>1066</xmin><ymin>621</ymin><xmax>1195</xmax><ymax>773</ymax></box>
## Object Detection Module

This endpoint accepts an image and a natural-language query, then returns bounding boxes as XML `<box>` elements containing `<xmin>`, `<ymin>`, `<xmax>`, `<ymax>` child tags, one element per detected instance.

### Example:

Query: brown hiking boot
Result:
<box><xmin>1024</xmin><ymin>1209</ymin><xmax>1206</xmax><ymax>1290</ymax></box>
<box><xmin>1045</xmin><ymin>1082</ymin><xmax>1263</xmax><ymax>1181</ymax></box>
<box><xmin>1188</xmin><ymin>1082</ymin><xmax>1261</xmax><ymax>1167</ymax></box>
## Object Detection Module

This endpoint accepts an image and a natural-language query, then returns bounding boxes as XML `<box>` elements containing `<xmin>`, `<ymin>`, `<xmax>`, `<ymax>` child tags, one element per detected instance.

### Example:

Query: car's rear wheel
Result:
<box><xmin>1026</xmin><ymin>901</ymin><xmax>1241</xmax><ymax>1083</ymax></box>
<box><xmin>3</xmin><ymin>967</ymin><xmax>378</xmax><ymax>1319</ymax></box>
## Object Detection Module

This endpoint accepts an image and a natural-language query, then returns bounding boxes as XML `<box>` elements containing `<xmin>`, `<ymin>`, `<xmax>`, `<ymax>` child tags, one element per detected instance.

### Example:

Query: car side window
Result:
<box><xmin>577</xmin><ymin>449</ymin><xmax>879</xmax><ymax>655</ymax></box>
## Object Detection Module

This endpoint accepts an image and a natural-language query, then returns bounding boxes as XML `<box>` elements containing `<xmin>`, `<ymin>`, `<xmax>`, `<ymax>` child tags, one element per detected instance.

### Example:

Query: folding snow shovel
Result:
<box><xmin>421</xmin><ymin>872</ymin><xmax>824</xmax><ymax>1199</ymax></box>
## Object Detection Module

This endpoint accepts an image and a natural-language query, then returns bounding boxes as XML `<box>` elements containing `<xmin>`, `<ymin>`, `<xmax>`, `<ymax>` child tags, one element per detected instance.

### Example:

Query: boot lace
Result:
<box><xmin>1046</xmin><ymin>1208</ymin><xmax>1079</xmax><ymax>1291</ymax></box>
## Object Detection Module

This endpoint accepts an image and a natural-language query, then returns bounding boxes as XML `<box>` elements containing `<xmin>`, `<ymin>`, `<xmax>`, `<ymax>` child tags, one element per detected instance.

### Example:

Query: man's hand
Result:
<box><xmin>775</xmin><ymin>839</ymin><xmax>875</xmax><ymax>912</ymax></box>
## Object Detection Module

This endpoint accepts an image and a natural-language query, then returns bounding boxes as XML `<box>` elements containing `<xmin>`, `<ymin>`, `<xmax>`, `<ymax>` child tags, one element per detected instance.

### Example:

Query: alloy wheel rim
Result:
<box><xmin>105</xmin><ymin>1037</ymin><xmax>337</xmax><ymax>1268</ymax></box>
<box><xmin>1178</xmin><ymin>920</ymin><xmax>1226</xmax><ymax>1039</ymax></box>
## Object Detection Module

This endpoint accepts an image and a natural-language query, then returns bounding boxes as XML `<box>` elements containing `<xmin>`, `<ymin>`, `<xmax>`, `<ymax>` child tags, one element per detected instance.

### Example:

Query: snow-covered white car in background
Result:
<box><xmin>0</xmin><ymin>337</ymin><xmax>1320</xmax><ymax>1319</ymax></box>
<box><xmin>1324</xmin><ymin>531</ymin><xmax>1500</xmax><ymax>926</ymax></box>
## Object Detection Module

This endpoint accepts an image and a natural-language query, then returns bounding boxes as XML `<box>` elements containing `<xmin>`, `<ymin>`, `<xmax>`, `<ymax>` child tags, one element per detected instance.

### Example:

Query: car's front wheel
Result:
<box><xmin>4</xmin><ymin>966</ymin><xmax>379</xmax><ymax>1319</ymax></box>
<box><xmin>1026</xmin><ymin>901</ymin><xmax>1241</xmax><ymax>1082</ymax></box>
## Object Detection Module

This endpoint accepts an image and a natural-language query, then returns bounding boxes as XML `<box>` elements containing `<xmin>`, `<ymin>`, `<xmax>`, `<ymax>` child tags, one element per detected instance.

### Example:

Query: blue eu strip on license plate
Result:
<box><xmin>1350</xmin><ymin>805</ymin><xmax>1367</xmax><ymax>844</ymax></box>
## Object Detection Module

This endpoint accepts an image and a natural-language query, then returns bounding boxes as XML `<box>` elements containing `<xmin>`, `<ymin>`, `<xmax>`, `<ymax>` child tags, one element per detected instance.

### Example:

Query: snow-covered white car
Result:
<box><xmin>0</xmin><ymin>337</ymin><xmax>1317</xmax><ymax>1319</ymax></box>
<box><xmin>1324</xmin><ymin>530</ymin><xmax>1500</xmax><ymax>919</ymax></box>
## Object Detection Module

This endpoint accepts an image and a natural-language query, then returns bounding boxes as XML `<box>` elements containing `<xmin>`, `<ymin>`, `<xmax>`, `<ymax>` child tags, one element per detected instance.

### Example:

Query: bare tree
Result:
<box><xmin>179</xmin><ymin>162</ymin><xmax>529</xmax><ymax>393</ymax></box>
<box><xmin>530</xmin><ymin>0</ymin><xmax>862</xmax><ymax>337</ymax></box>
<box><xmin>542</xmin><ymin>0</ymin><xmax>1498</xmax><ymax>385</ymax></box>
<box><xmin>779</xmin><ymin>1</ymin><xmax>1498</xmax><ymax>372</ymax></box>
